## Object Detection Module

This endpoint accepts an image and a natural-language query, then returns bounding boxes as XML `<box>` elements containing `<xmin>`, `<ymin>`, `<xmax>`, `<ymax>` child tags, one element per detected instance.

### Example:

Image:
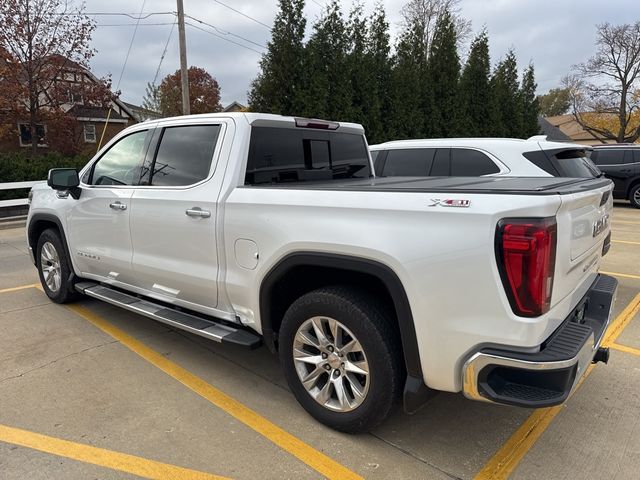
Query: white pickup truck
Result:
<box><xmin>27</xmin><ymin>113</ymin><xmax>617</xmax><ymax>433</ymax></box>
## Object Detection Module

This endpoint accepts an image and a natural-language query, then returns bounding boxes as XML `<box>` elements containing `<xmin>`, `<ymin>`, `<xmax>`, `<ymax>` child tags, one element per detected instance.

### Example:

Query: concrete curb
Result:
<box><xmin>0</xmin><ymin>216</ymin><xmax>27</xmax><ymax>231</ymax></box>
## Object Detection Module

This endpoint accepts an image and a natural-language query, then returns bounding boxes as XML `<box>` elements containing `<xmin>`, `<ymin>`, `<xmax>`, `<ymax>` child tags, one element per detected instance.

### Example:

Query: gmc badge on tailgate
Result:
<box><xmin>592</xmin><ymin>213</ymin><xmax>609</xmax><ymax>237</ymax></box>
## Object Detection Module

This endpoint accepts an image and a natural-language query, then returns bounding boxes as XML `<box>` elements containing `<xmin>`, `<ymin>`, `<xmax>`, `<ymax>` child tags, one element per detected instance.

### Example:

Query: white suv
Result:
<box><xmin>370</xmin><ymin>138</ymin><xmax>601</xmax><ymax>178</ymax></box>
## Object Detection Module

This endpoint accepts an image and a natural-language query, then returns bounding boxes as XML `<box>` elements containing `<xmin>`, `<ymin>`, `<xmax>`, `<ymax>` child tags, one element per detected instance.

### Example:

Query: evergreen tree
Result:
<box><xmin>459</xmin><ymin>30</ymin><xmax>490</xmax><ymax>136</ymax></box>
<box><xmin>248</xmin><ymin>0</ymin><xmax>306</xmax><ymax>115</ymax></box>
<box><xmin>520</xmin><ymin>64</ymin><xmax>540</xmax><ymax>137</ymax></box>
<box><xmin>301</xmin><ymin>1</ymin><xmax>352</xmax><ymax>120</ymax></box>
<box><xmin>489</xmin><ymin>50</ymin><xmax>522</xmax><ymax>137</ymax></box>
<box><xmin>389</xmin><ymin>21</ymin><xmax>428</xmax><ymax>139</ymax></box>
<box><xmin>346</xmin><ymin>2</ymin><xmax>369</xmax><ymax>128</ymax></box>
<box><xmin>427</xmin><ymin>9</ymin><xmax>461</xmax><ymax>137</ymax></box>
<box><xmin>365</xmin><ymin>3</ymin><xmax>392</xmax><ymax>143</ymax></box>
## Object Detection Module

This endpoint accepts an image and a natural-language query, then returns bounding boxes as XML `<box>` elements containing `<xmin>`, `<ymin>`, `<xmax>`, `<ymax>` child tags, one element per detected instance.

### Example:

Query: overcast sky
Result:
<box><xmin>83</xmin><ymin>0</ymin><xmax>635</xmax><ymax>108</ymax></box>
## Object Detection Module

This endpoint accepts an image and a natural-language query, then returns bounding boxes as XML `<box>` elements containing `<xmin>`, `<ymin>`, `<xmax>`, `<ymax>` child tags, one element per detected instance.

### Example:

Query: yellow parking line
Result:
<box><xmin>66</xmin><ymin>304</ymin><xmax>363</xmax><ymax>480</ymax></box>
<box><xmin>0</xmin><ymin>283</ymin><xmax>39</xmax><ymax>294</ymax></box>
<box><xmin>600</xmin><ymin>271</ymin><xmax>640</xmax><ymax>281</ymax></box>
<box><xmin>611</xmin><ymin>240</ymin><xmax>640</xmax><ymax>245</ymax></box>
<box><xmin>0</xmin><ymin>423</ymin><xmax>229</xmax><ymax>480</ymax></box>
<box><xmin>610</xmin><ymin>343</ymin><xmax>640</xmax><ymax>357</ymax></box>
<box><xmin>474</xmin><ymin>292</ymin><xmax>640</xmax><ymax>480</ymax></box>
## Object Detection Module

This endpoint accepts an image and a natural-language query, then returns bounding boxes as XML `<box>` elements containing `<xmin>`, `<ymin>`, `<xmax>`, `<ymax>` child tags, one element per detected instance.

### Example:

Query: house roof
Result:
<box><xmin>223</xmin><ymin>101</ymin><xmax>246</xmax><ymax>112</ymax></box>
<box><xmin>537</xmin><ymin>116</ymin><xmax>572</xmax><ymax>142</ymax></box>
<box><xmin>122</xmin><ymin>102</ymin><xmax>162</xmax><ymax>121</ymax></box>
<box><xmin>67</xmin><ymin>104</ymin><xmax>126</xmax><ymax>121</ymax></box>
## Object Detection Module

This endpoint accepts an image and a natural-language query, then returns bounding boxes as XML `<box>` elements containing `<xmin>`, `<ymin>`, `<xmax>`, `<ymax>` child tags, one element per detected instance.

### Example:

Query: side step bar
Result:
<box><xmin>75</xmin><ymin>282</ymin><xmax>261</xmax><ymax>349</ymax></box>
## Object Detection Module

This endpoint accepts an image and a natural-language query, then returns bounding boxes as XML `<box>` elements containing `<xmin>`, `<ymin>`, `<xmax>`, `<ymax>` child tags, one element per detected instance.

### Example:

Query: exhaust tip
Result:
<box><xmin>592</xmin><ymin>346</ymin><xmax>610</xmax><ymax>364</ymax></box>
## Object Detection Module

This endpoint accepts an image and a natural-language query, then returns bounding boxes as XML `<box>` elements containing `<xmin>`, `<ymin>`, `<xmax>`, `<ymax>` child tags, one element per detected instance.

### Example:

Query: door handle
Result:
<box><xmin>185</xmin><ymin>207</ymin><xmax>211</xmax><ymax>218</ymax></box>
<box><xmin>109</xmin><ymin>202</ymin><xmax>127</xmax><ymax>211</ymax></box>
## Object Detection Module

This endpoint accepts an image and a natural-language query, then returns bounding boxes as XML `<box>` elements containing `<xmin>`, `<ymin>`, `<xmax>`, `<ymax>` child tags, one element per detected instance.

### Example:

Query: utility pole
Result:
<box><xmin>176</xmin><ymin>0</ymin><xmax>190</xmax><ymax>115</ymax></box>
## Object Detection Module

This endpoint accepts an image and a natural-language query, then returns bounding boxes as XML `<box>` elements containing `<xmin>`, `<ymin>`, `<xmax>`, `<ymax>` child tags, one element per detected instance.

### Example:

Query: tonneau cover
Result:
<box><xmin>244</xmin><ymin>176</ymin><xmax>613</xmax><ymax>196</ymax></box>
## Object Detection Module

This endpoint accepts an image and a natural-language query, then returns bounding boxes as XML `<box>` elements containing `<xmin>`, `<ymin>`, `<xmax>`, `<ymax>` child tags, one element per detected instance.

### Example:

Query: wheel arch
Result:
<box><xmin>259</xmin><ymin>252</ymin><xmax>435</xmax><ymax>412</ymax></box>
<box><xmin>28</xmin><ymin>213</ymin><xmax>73</xmax><ymax>269</ymax></box>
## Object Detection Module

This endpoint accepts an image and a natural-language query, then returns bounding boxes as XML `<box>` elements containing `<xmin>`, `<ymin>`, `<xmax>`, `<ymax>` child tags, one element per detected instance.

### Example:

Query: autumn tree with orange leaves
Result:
<box><xmin>0</xmin><ymin>0</ymin><xmax>114</xmax><ymax>154</ymax></box>
<box><xmin>565</xmin><ymin>21</ymin><xmax>640</xmax><ymax>143</ymax></box>
<box><xmin>156</xmin><ymin>67</ymin><xmax>223</xmax><ymax>117</ymax></box>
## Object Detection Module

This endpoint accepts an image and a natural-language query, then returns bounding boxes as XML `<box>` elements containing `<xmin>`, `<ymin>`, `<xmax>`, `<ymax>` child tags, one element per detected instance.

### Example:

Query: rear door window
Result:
<box><xmin>430</xmin><ymin>148</ymin><xmax>450</xmax><ymax>176</ymax></box>
<box><xmin>591</xmin><ymin>149</ymin><xmax>625</xmax><ymax>166</ymax></box>
<box><xmin>150</xmin><ymin>125</ymin><xmax>221</xmax><ymax>186</ymax></box>
<box><xmin>246</xmin><ymin>127</ymin><xmax>371</xmax><ymax>184</ymax></box>
<box><xmin>382</xmin><ymin>149</ymin><xmax>435</xmax><ymax>176</ymax></box>
<box><xmin>450</xmin><ymin>148</ymin><xmax>501</xmax><ymax>176</ymax></box>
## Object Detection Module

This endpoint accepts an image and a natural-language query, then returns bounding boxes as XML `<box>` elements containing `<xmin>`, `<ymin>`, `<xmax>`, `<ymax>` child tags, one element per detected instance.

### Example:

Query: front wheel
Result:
<box><xmin>36</xmin><ymin>228</ymin><xmax>78</xmax><ymax>303</ymax></box>
<box><xmin>279</xmin><ymin>286</ymin><xmax>403</xmax><ymax>433</ymax></box>
<box><xmin>629</xmin><ymin>184</ymin><xmax>640</xmax><ymax>209</ymax></box>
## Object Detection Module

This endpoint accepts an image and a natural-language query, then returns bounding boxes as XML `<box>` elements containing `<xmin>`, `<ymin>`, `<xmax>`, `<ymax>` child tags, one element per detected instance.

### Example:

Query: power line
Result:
<box><xmin>115</xmin><ymin>0</ymin><xmax>147</xmax><ymax>90</ymax></box>
<box><xmin>153</xmin><ymin>21</ymin><xmax>177</xmax><ymax>85</ymax></box>
<box><xmin>57</xmin><ymin>12</ymin><xmax>174</xmax><ymax>19</ymax></box>
<box><xmin>96</xmin><ymin>22</ymin><xmax>175</xmax><ymax>27</ymax></box>
<box><xmin>184</xmin><ymin>22</ymin><xmax>263</xmax><ymax>55</ymax></box>
<box><xmin>184</xmin><ymin>14</ymin><xmax>266</xmax><ymax>49</ymax></box>
<box><xmin>211</xmin><ymin>0</ymin><xmax>271</xmax><ymax>30</ymax></box>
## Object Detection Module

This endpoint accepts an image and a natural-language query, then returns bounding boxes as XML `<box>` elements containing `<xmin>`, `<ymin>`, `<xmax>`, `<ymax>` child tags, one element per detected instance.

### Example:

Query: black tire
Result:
<box><xmin>279</xmin><ymin>286</ymin><xmax>403</xmax><ymax>433</ymax></box>
<box><xmin>36</xmin><ymin>228</ymin><xmax>78</xmax><ymax>303</ymax></box>
<box><xmin>629</xmin><ymin>184</ymin><xmax>640</xmax><ymax>209</ymax></box>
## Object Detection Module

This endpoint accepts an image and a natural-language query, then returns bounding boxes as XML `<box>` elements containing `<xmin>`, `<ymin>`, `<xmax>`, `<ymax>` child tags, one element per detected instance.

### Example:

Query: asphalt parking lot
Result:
<box><xmin>1</xmin><ymin>203</ymin><xmax>639</xmax><ymax>480</ymax></box>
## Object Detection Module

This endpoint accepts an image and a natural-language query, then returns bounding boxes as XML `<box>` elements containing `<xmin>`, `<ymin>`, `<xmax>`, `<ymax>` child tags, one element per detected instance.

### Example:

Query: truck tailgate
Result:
<box><xmin>552</xmin><ymin>182</ymin><xmax>613</xmax><ymax>307</ymax></box>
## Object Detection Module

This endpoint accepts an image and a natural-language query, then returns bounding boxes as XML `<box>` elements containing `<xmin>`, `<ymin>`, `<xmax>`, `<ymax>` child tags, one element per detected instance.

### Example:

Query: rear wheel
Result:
<box><xmin>630</xmin><ymin>184</ymin><xmax>640</xmax><ymax>209</ymax></box>
<box><xmin>36</xmin><ymin>229</ymin><xmax>78</xmax><ymax>303</ymax></box>
<box><xmin>279</xmin><ymin>286</ymin><xmax>402</xmax><ymax>433</ymax></box>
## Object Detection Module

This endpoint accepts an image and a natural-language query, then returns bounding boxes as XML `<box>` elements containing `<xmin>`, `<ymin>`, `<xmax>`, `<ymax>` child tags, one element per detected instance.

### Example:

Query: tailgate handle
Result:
<box><xmin>186</xmin><ymin>207</ymin><xmax>211</xmax><ymax>218</ymax></box>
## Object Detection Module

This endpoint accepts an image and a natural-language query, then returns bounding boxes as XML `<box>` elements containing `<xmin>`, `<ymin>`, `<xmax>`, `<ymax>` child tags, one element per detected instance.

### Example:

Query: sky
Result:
<box><xmin>82</xmin><ymin>0</ymin><xmax>636</xmax><ymax>108</ymax></box>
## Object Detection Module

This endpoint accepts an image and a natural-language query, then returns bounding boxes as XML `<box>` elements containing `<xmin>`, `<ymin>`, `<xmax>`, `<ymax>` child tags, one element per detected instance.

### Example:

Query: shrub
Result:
<box><xmin>0</xmin><ymin>151</ymin><xmax>90</xmax><ymax>200</ymax></box>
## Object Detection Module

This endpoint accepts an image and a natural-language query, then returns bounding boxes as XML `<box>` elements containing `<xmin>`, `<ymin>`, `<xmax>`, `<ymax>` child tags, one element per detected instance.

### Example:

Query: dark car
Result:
<box><xmin>590</xmin><ymin>145</ymin><xmax>640</xmax><ymax>208</ymax></box>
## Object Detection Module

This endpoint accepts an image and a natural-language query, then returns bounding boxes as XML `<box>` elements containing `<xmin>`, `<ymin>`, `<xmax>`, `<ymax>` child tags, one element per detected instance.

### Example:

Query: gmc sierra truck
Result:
<box><xmin>27</xmin><ymin>113</ymin><xmax>617</xmax><ymax>433</ymax></box>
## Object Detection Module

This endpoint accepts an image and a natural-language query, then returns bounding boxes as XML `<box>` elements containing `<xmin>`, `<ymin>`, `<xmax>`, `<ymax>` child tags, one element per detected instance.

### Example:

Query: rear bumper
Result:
<box><xmin>462</xmin><ymin>274</ymin><xmax>617</xmax><ymax>408</ymax></box>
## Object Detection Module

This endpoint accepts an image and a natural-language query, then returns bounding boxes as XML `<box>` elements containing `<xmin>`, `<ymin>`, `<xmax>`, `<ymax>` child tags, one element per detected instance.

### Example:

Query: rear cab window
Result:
<box><xmin>245</xmin><ymin>127</ymin><xmax>371</xmax><ymax>185</ymax></box>
<box><xmin>523</xmin><ymin>148</ymin><xmax>600</xmax><ymax>178</ymax></box>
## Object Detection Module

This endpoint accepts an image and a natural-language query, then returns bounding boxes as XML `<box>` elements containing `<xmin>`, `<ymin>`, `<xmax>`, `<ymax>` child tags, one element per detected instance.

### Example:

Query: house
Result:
<box><xmin>223</xmin><ymin>101</ymin><xmax>246</xmax><ymax>113</ymax></box>
<box><xmin>123</xmin><ymin>102</ymin><xmax>162</xmax><ymax>122</ymax></box>
<box><xmin>0</xmin><ymin>54</ymin><xmax>136</xmax><ymax>153</ymax></box>
<box><xmin>543</xmin><ymin>114</ymin><xmax>618</xmax><ymax>145</ymax></box>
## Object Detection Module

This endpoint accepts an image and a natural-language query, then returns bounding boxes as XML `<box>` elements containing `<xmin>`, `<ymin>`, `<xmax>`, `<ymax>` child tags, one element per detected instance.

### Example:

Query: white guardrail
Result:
<box><xmin>0</xmin><ymin>181</ymin><xmax>41</xmax><ymax>208</ymax></box>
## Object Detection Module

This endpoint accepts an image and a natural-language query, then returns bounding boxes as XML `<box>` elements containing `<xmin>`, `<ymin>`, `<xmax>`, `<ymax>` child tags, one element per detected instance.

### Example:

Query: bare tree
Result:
<box><xmin>0</xmin><ymin>0</ymin><xmax>111</xmax><ymax>152</ymax></box>
<box><xmin>399</xmin><ymin>0</ymin><xmax>472</xmax><ymax>57</ymax></box>
<box><xmin>566</xmin><ymin>21</ymin><xmax>640</xmax><ymax>143</ymax></box>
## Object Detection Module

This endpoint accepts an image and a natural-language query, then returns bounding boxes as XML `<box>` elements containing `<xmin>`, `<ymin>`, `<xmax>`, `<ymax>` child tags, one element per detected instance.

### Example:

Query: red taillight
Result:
<box><xmin>496</xmin><ymin>217</ymin><xmax>557</xmax><ymax>317</ymax></box>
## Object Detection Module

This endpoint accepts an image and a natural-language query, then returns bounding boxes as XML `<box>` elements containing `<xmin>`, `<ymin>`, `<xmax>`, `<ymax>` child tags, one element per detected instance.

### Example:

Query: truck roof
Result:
<box><xmin>142</xmin><ymin>112</ymin><xmax>365</xmax><ymax>135</ymax></box>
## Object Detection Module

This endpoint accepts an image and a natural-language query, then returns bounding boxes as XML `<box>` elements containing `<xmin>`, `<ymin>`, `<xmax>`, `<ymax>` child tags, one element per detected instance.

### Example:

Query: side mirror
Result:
<box><xmin>47</xmin><ymin>168</ymin><xmax>81</xmax><ymax>199</ymax></box>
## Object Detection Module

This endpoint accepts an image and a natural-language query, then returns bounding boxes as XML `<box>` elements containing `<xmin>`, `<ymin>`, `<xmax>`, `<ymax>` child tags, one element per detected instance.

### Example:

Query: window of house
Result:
<box><xmin>150</xmin><ymin>125</ymin><xmax>221</xmax><ymax>187</ymax></box>
<box><xmin>90</xmin><ymin>130</ymin><xmax>149</xmax><ymax>186</ymax></box>
<box><xmin>18</xmin><ymin>123</ymin><xmax>46</xmax><ymax>147</ymax></box>
<box><xmin>84</xmin><ymin>124</ymin><xmax>96</xmax><ymax>143</ymax></box>
<box><xmin>450</xmin><ymin>148</ymin><xmax>501</xmax><ymax>176</ymax></box>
